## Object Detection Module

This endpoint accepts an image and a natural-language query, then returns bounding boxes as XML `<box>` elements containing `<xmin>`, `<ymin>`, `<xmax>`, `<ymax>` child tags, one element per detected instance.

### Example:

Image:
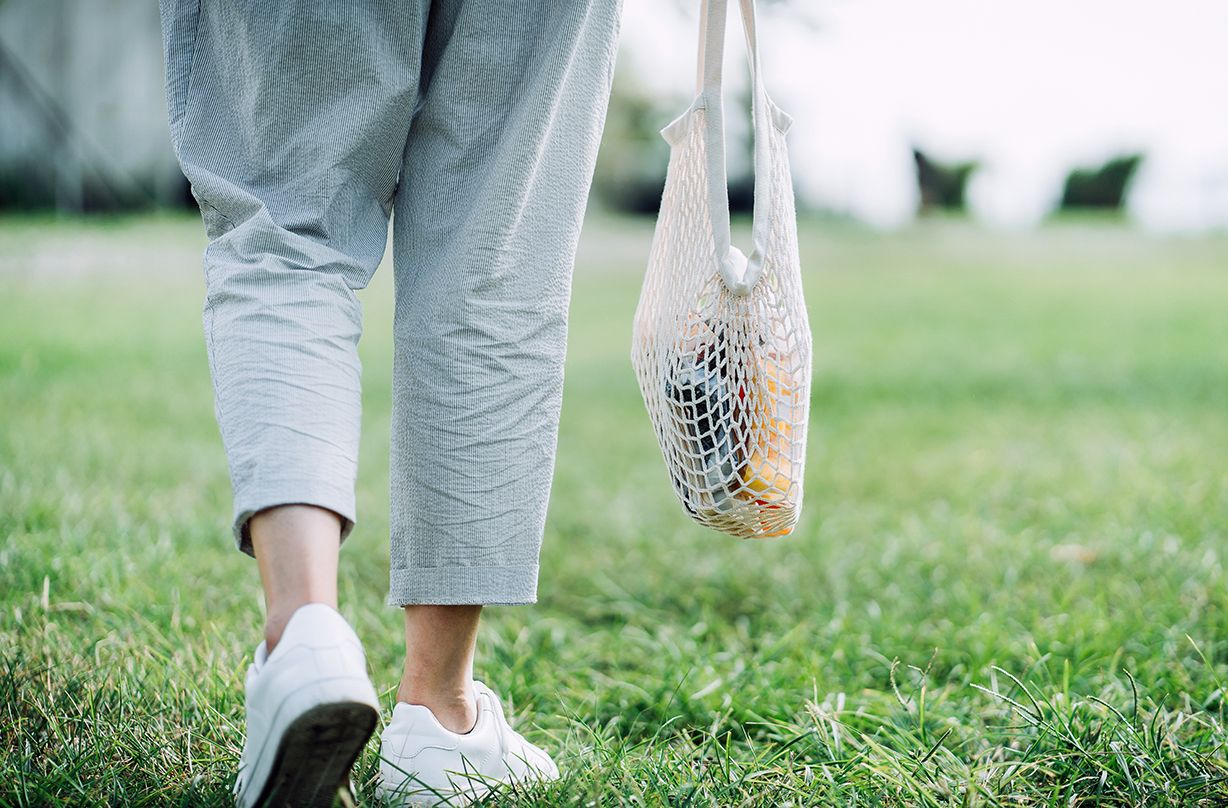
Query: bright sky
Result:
<box><xmin>618</xmin><ymin>0</ymin><xmax>1228</xmax><ymax>231</ymax></box>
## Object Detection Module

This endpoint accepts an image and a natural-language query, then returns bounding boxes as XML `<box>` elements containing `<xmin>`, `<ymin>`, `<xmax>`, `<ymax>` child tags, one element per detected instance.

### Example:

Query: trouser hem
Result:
<box><xmin>232</xmin><ymin>478</ymin><xmax>357</xmax><ymax>557</ymax></box>
<box><xmin>387</xmin><ymin>565</ymin><xmax>539</xmax><ymax>607</ymax></box>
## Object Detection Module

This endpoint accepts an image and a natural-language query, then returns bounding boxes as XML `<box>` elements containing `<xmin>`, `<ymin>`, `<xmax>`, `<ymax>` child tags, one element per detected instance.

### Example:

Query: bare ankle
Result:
<box><xmin>263</xmin><ymin>619</ymin><xmax>285</xmax><ymax>653</ymax></box>
<box><xmin>397</xmin><ymin>680</ymin><xmax>477</xmax><ymax>734</ymax></box>
<box><xmin>262</xmin><ymin>600</ymin><xmax>336</xmax><ymax>654</ymax></box>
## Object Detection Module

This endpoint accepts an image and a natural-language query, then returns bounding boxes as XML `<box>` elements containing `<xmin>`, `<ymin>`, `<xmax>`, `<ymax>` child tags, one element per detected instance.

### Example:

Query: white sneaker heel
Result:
<box><xmin>232</xmin><ymin>604</ymin><xmax>380</xmax><ymax>808</ymax></box>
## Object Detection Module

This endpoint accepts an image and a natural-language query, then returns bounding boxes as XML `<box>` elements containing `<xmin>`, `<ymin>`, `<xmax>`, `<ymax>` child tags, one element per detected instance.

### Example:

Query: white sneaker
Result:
<box><xmin>233</xmin><ymin>603</ymin><xmax>381</xmax><ymax>808</ymax></box>
<box><xmin>376</xmin><ymin>680</ymin><xmax>560</xmax><ymax>806</ymax></box>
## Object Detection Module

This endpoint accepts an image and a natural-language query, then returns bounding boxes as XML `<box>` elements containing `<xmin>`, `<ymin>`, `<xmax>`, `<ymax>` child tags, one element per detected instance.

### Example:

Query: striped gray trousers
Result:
<box><xmin>159</xmin><ymin>0</ymin><xmax>623</xmax><ymax>605</ymax></box>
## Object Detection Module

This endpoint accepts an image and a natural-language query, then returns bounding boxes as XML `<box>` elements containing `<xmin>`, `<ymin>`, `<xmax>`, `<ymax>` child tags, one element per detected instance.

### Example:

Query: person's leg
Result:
<box><xmin>251</xmin><ymin>504</ymin><xmax>342</xmax><ymax>651</ymax></box>
<box><xmin>397</xmin><ymin>605</ymin><xmax>482</xmax><ymax>733</ymax></box>
<box><xmin>159</xmin><ymin>0</ymin><xmax>431</xmax><ymax>802</ymax></box>
<box><xmin>378</xmin><ymin>1</ymin><xmax>623</xmax><ymax>796</ymax></box>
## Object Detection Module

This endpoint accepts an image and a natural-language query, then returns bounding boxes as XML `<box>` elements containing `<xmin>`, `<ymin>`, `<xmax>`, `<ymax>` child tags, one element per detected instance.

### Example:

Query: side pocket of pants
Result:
<box><xmin>159</xmin><ymin>0</ymin><xmax>203</xmax><ymax>158</ymax></box>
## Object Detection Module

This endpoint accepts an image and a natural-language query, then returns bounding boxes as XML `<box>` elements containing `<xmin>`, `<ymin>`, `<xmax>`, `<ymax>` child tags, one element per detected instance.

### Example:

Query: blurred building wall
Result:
<box><xmin>0</xmin><ymin>0</ymin><xmax>184</xmax><ymax>210</ymax></box>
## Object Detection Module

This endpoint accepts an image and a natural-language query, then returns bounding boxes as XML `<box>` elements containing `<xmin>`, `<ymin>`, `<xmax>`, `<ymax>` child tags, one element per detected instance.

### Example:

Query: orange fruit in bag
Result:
<box><xmin>738</xmin><ymin>355</ymin><xmax>795</xmax><ymax>503</ymax></box>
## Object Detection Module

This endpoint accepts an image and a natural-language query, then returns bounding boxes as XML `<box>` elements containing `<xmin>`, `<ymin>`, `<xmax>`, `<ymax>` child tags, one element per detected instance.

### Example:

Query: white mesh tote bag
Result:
<box><xmin>630</xmin><ymin>0</ymin><xmax>812</xmax><ymax>539</ymax></box>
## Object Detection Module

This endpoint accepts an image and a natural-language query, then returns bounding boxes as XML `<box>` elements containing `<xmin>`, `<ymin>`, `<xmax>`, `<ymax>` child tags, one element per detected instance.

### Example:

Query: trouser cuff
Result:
<box><xmin>387</xmin><ymin>564</ymin><xmax>539</xmax><ymax>607</ymax></box>
<box><xmin>232</xmin><ymin>477</ymin><xmax>357</xmax><ymax>556</ymax></box>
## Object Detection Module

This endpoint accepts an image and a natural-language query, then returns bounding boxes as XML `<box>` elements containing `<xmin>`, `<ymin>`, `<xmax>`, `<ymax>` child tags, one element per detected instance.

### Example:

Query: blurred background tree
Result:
<box><xmin>591</xmin><ymin>72</ymin><xmax>673</xmax><ymax>216</ymax></box>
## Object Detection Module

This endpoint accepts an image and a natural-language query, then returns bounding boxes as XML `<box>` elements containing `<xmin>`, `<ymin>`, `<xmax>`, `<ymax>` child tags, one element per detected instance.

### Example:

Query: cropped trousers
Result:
<box><xmin>159</xmin><ymin>0</ymin><xmax>623</xmax><ymax>605</ymax></box>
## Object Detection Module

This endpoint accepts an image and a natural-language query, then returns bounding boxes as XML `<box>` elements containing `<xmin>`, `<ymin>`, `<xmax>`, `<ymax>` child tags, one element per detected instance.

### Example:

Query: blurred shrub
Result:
<box><xmin>913</xmin><ymin>147</ymin><xmax>978</xmax><ymax>213</ymax></box>
<box><xmin>1060</xmin><ymin>154</ymin><xmax>1144</xmax><ymax>210</ymax></box>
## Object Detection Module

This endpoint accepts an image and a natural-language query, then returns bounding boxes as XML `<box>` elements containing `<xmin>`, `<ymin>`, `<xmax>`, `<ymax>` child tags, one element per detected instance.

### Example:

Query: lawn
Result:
<box><xmin>2</xmin><ymin>212</ymin><xmax>1227</xmax><ymax>806</ymax></box>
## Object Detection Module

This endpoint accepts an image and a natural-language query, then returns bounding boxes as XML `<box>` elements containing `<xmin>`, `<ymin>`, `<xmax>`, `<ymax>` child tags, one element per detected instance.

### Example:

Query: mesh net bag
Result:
<box><xmin>630</xmin><ymin>0</ymin><xmax>812</xmax><ymax>539</ymax></box>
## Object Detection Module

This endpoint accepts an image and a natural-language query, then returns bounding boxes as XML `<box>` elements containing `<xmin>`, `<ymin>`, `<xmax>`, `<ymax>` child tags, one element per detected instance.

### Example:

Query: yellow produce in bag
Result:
<box><xmin>631</xmin><ymin>0</ymin><xmax>811</xmax><ymax>539</ymax></box>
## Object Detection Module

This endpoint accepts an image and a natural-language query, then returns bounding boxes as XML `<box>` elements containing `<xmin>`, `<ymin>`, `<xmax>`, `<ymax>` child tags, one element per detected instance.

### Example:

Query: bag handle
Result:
<box><xmin>696</xmin><ymin>0</ymin><xmax>776</xmax><ymax>296</ymax></box>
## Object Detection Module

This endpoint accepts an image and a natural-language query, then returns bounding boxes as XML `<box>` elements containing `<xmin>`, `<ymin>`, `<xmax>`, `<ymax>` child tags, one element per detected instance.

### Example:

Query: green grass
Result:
<box><xmin>2</xmin><ymin>212</ymin><xmax>1228</xmax><ymax>806</ymax></box>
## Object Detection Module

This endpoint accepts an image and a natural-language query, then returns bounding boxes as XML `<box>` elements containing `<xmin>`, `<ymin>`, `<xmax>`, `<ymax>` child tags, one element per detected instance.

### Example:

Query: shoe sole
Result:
<box><xmin>377</xmin><ymin>765</ymin><xmax>559</xmax><ymax>806</ymax></box>
<box><xmin>252</xmin><ymin>700</ymin><xmax>379</xmax><ymax>808</ymax></box>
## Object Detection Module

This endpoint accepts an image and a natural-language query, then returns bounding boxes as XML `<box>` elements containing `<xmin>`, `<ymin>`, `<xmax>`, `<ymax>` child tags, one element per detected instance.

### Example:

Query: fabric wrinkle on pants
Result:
<box><xmin>160</xmin><ymin>0</ymin><xmax>624</xmax><ymax>606</ymax></box>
